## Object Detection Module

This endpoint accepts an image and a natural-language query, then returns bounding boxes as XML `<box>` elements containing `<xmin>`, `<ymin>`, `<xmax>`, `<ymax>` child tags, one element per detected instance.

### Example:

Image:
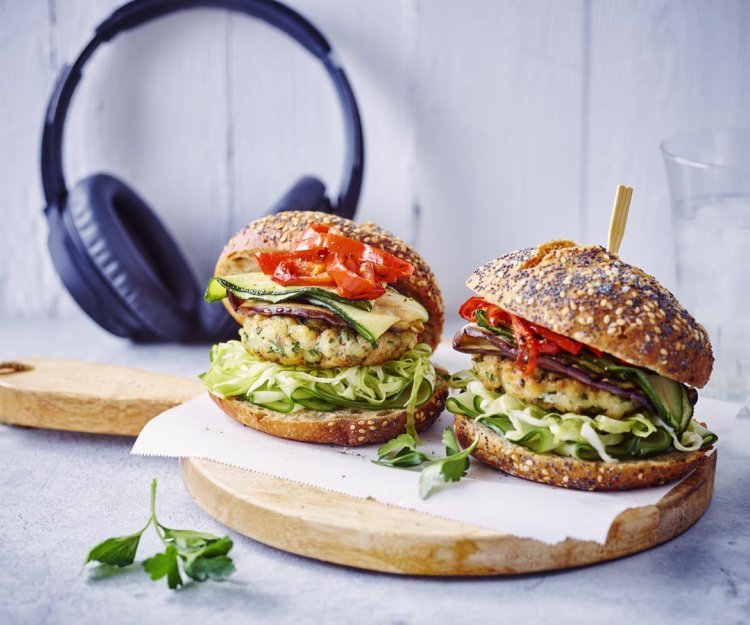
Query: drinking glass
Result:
<box><xmin>661</xmin><ymin>128</ymin><xmax>750</xmax><ymax>403</ymax></box>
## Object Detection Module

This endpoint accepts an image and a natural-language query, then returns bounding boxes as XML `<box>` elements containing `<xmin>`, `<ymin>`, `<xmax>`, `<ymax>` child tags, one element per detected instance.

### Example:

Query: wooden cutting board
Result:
<box><xmin>0</xmin><ymin>358</ymin><xmax>203</xmax><ymax>435</ymax></box>
<box><xmin>0</xmin><ymin>358</ymin><xmax>717</xmax><ymax>575</ymax></box>
<box><xmin>181</xmin><ymin>453</ymin><xmax>715</xmax><ymax>575</ymax></box>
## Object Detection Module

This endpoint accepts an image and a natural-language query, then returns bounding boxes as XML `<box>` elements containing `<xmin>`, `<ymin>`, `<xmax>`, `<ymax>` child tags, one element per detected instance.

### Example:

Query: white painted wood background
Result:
<box><xmin>1</xmin><ymin>0</ymin><xmax>749</xmax><ymax>324</ymax></box>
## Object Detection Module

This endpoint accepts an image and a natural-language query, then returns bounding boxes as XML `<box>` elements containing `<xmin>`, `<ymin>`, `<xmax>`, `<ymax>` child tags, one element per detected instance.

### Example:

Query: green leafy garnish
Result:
<box><xmin>85</xmin><ymin>480</ymin><xmax>236</xmax><ymax>590</ymax></box>
<box><xmin>143</xmin><ymin>545</ymin><xmax>183</xmax><ymax>589</ymax></box>
<box><xmin>374</xmin><ymin>433</ymin><xmax>431</xmax><ymax>467</ymax></box>
<box><xmin>84</xmin><ymin>533</ymin><xmax>143</xmax><ymax>568</ymax></box>
<box><xmin>418</xmin><ymin>429</ymin><xmax>478</xmax><ymax>499</ymax></box>
<box><xmin>184</xmin><ymin>553</ymin><xmax>235</xmax><ymax>582</ymax></box>
<box><xmin>374</xmin><ymin>427</ymin><xmax>478</xmax><ymax>499</ymax></box>
<box><xmin>441</xmin><ymin>426</ymin><xmax>462</xmax><ymax>456</ymax></box>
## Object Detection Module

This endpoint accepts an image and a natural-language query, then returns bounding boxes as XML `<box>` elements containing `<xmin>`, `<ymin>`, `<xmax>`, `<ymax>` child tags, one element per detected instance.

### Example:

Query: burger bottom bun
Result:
<box><xmin>210</xmin><ymin>375</ymin><xmax>448</xmax><ymax>446</ymax></box>
<box><xmin>453</xmin><ymin>415</ymin><xmax>709</xmax><ymax>491</ymax></box>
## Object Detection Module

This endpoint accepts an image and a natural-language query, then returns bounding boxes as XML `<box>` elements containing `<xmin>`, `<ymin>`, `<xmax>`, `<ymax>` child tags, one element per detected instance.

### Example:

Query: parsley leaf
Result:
<box><xmin>160</xmin><ymin>529</ymin><xmax>235</xmax><ymax>583</ymax></box>
<box><xmin>374</xmin><ymin>432</ymin><xmax>430</xmax><ymax>467</ymax></box>
<box><xmin>85</xmin><ymin>480</ymin><xmax>236</xmax><ymax>590</ymax></box>
<box><xmin>417</xmin><ymin>462</ymin><xmax>445</xmax><ymax>499</ymax></box>
<box><xmin>184</xmin><ymin>554</ymin><xmax>236</xmax><ymax>582</ymax></box>
<box><xmin>161</xmin><ymin>528</ymin><xmax>223</xmax><ymax>551</ymax></box>
<box><xmin>186</xmin><ymin>536</ymin><xmax>233</xmax><ymax>558</ymax></box>
<box><xmin>440</xmin><ymin>451</ymin><xmax>472</xmax><ymax>482</ymax></box>
<box><xmin>442</xmin><ymin>427</ymin><xmax>462</xmax><ymax>456</ymax></box>
<box><xmin>418</xmin><ymin>430</ymin><xmax>478</xmax><ymax>499</ymax></box>
<box><xmin>85</xmin><ymin>533</ymin><xmax>142</xmax><ymax>567</ymax></box>
<box><xmin>143</xmin><ymin>545</ymin><xmax>183</xmax><ymax>589</ymax></box>
<box><xmin>375</xmin><ymin>427</ymin><xmax>479</xmax><ymax>498</ymax></box>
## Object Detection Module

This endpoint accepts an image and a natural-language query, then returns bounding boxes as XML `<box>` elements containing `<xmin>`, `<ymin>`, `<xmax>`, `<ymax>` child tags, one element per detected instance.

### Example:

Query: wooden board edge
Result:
<box><xmin>0</xmin><ymin>357</ymin><xmax>203</xmax><ymax>436</ymax></box>
<box><xmin>180</xmin><ymin>453</ymin><xmax>716</xmax><ymax>576</ymax></box>
<box><xmin>0</xmin><ymin>385</ymin><xmax>183</xmax><ymax>436</ymax></box>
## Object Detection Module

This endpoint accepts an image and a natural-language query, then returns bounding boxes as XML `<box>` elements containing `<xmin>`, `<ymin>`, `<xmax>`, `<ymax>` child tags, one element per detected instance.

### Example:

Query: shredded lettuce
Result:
<box><xmin>201</xmin><ymin>341</ymin><xmax>435</xmax><ymax>420</ymax></box>
<box><xmin>446</xmin><ymin>374</ymin><xmax>717</xmax><ymax>462</ymax></box>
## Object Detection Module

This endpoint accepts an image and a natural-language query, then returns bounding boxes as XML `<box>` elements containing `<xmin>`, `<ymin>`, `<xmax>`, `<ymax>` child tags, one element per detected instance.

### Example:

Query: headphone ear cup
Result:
<box><xmin>47</xmin><ymin>201</ymin><xmax>145</xmax><ymax>338</ymax></box>
<box><xmin>62</xmin><ymin>174</ymin><xmax>201</xmax><ymax>341</ymax></box>
<box><xmin>269</xmin><ymin>176</ymin><xmax>331</xmax><ymax>214</ymax></box>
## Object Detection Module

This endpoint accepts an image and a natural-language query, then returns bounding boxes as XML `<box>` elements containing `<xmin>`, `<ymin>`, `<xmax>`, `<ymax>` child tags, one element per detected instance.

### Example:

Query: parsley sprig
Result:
<box><xmin>375</xmin><ymin>427</ymin><xmax>478</xmax><ymax>498</ymax></box>
<box><xmin>85</xmin><ymin>479</ymin><xmax>236</xmax><ymax>589</ymax></box>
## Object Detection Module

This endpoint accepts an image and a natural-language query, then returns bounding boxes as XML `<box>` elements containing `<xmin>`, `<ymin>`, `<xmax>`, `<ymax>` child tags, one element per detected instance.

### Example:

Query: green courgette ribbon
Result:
<box><xmin>201</xmin><ymin>340</ymin><xmax>435</xmax><ymax>415</ymax></box>
<box><xmin>446</xmin><ymin>374</ymin><xmax>717</xmax><ymax>462</ymax></box>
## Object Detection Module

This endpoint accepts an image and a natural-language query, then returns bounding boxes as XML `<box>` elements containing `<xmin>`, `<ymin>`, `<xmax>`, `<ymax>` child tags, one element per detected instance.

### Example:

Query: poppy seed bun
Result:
<box><xmin>454</xmin><ymin>414</ymin><xmax>710</xmax><ymax>491</ymax></box>
<box><xmin>214</xmin><ymin>212</ymin><xmax>444</xmax><ymax>350</ymax></box>
<box><xmin>211</xmin><ymin>375</ymin><xmax>448</xmax><ymax>446</ymax></box>
<box><xmin>466</xmin><ymin>240</ymin><xmax>713</xmax><ymax>388</ymax></box>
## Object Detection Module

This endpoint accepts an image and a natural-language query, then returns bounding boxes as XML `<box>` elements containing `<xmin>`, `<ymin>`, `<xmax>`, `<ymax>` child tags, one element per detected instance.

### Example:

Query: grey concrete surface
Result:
<box><xmin>1</xmin><ymin>317</ymin><xmax>748</xmax><ymax>625</ymax></box>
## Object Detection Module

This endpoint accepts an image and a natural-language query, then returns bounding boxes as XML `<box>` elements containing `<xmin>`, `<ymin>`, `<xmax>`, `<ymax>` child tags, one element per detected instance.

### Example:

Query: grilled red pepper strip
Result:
<box><xmin>294</xmin><ymin>225</ymin><xmax>414</xmax><ymax>281</ymax></box>
<box><xmin>459</xmin><ymin>297</ymin><xmax>511</xmax><ymax>327</ymax></box>
<box><xmin>458</xmin><ymin>297</ymin><xmax>486</xmax><ymax>321</ymax></box>
<box><xmin>325</xmin><ymin>256</ymin><xmax>385</xmax><ymax>300</ymax></box>
<box><xmin>511</xmin><ymin>315</ymin><xmax>540</xmax><ymax>375</ymax></box>
<box><xmin>253</xmin><ymin>225</ymin><xmax>414</xmax><ymax>300</ymax></box>
<box><xmin>271</xmin><ymin>258</ymin><xmax>333</xmax><ymax>286</ymax></box>
<box><xmin>458</xmin><ymin>296</ymin><xmax>603</xmax><ymax>375</ymax></box>
<box><xmin>254</xmin><ymin>248</ymin><xmax>328</xmax><ymax>276</ymax></box>
<box><xmin>532</xmin><ymin>324</ymin><xmax>583</xmax><ymax>356</ymax></box>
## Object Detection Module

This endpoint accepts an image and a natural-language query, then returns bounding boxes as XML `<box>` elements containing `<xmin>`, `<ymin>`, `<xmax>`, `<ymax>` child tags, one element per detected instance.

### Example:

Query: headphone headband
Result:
<box><xmin>41</xmin><ymin>0</ymin><xmax>363</xmax><ymax>218</ymax></box>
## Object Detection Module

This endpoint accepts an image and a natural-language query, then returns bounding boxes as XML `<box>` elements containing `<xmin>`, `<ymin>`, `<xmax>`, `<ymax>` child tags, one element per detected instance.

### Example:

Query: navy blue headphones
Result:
<box><xmin>41</xmin><ymin>0</ymin><xmax>364</xmax><ymax>342</ymax></box>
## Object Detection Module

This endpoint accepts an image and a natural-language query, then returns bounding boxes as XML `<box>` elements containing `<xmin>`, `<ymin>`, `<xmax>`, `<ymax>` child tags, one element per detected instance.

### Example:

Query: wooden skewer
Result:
<box><xmin>607</xmin><ymin>184</ymin><xmax>633</xmax><ymax>255</ymax></box>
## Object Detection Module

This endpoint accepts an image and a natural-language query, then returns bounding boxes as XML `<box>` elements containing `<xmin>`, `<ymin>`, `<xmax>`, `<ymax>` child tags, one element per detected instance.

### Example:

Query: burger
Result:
<box><xmin>200</xmin><ymin>212</ymin><xmax>447</xmax><ymax>446</ymax></box>
<box><xmin>448</xmin><ymin>240</ymin><xmax>718</xmax><ymax>490</ymax></box>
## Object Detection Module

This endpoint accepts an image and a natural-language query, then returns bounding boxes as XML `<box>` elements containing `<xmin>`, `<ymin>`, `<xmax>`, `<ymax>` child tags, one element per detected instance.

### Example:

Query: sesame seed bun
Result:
<box><xmin>215</xmin><ymin>212</ymin><xmax>444</xmax><ymax>350</ymax></box>
<box><xmin>454</xmin><ymin>414</ymin><xmax>710</xmax><ymax>491</ymax></box>
<box><xmin>210</xmin><ymin>375</ymin><xmax>448</xmax><ymax>446</ymax></box>
<box><xmin>466</xmin><ymin>240</ymin><xmax>713</xmax><ymax>388</ymax></box>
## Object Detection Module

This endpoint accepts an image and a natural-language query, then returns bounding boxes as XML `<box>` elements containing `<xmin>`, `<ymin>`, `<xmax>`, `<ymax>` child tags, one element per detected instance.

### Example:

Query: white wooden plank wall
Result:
<box><xmin>1</xmin><ymin>0</ymin><xmax>749</xmax><ymax>323</ymax></box>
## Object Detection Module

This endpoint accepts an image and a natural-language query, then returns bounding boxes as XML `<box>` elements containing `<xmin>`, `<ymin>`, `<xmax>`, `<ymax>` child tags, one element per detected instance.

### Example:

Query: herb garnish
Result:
<box><xmin>374</xmin><ymin>427</ymin><xmax>478</xmax><ymax>499</ymax></box>
<box><xmin>85</xmin><ymin>479</ymin><xmax>236</xmax><ymax>589</ymax></box>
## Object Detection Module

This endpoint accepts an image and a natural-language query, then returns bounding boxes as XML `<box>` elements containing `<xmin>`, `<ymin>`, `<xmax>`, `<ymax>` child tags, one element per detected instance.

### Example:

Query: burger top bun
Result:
<box><xmin>214</xmin><ymin>212</ymin><xmax>444</xmax><ymax>350</ymax></box>
<box><xmin>466</xmin><ymin>240</ymin><xmax>713</xmax><ymax>388</ymax></box>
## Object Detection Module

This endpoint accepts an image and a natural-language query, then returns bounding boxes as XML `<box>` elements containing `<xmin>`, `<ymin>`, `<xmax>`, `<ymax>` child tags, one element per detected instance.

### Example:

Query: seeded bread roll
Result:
<box><xmin>466</xmin><ymin>240</ymin><xmax>713</xmax><ymax>388</ymax></box>
<box><xmin>215</xmin><ymin>212</ymin><xmax>444</xmax><ymax>350</ymax></box>
<box><xmin>211</xmin><ymin>375</ymin><xmax>448</xmax><ymax>446</ymax></box>
<box><xmin>454</xmin><ymin>415</ymin><xmax>710</xmax><ymax>491</ymax></box>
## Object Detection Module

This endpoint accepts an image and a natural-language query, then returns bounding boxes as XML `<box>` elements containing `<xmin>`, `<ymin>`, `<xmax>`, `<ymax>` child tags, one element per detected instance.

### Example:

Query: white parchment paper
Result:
<box><xmin>132</xmin><ymin>345</ymin><xmax>741</xmax><ymax>544</ymax></box>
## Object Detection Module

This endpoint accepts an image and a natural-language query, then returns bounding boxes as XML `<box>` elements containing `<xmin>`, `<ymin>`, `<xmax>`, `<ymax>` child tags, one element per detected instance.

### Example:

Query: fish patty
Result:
<box><xmin>472</xmin><ymin>354</ymin><xmax>640</xmax><ymax>419</ymax></box>
<box><xmin>240</xmin><ymin>314</ymin><xmax>418</xmax><ymax>368</ymax></box>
